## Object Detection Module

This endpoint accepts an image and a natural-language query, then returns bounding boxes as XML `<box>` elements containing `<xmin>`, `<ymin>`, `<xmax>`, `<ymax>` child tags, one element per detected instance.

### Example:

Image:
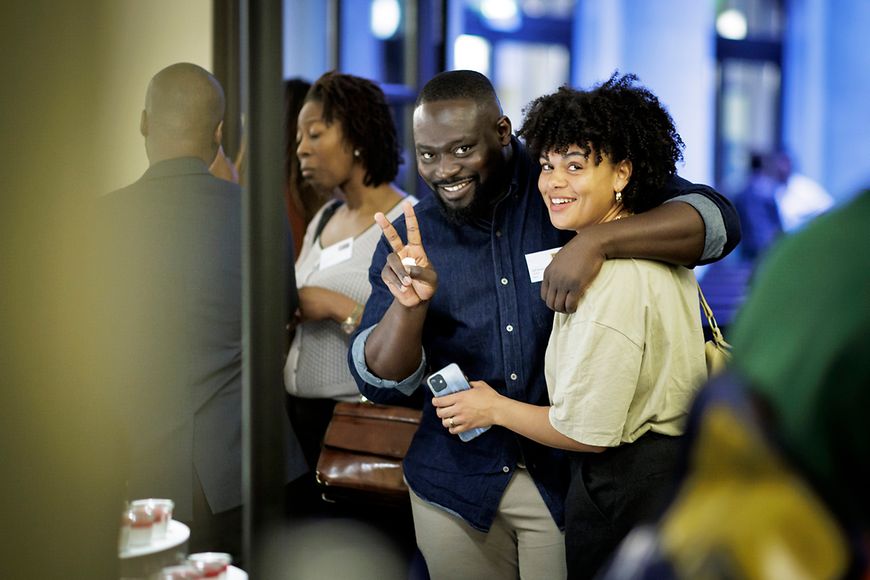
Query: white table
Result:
<box><xmin>120</xmin><ymin>519</ymin><xmax>190</xmax><ymax>559</ymax></box>
<box><xmin>119</xmin><ymin>521</ymin><xmax>247</xmax><ymax>578</ymax></box>
<box><xmin>120</xmin><ymin>520</ymin><xmax>190</xmax><ymax>578</ymax></box>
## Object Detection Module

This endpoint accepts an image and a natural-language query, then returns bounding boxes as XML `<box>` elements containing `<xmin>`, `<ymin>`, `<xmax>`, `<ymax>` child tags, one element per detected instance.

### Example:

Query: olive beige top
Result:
<box><xmin>545</xmin><ymin>258</ymin><xmax>707</xmax><ymax>447</ymax></box>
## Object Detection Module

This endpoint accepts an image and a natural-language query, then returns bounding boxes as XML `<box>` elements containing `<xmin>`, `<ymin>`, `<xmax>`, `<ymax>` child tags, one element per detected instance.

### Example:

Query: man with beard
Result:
<box><xmin>348</xmin><ymin>70</ymin><xmax>740</xmax><ymax>579</ymax></box>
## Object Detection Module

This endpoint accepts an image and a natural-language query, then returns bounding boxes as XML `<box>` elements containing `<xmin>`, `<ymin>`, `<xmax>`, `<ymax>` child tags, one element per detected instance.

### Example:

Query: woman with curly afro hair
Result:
<box><xmin>452</xmin><ymin>74</ymin><xmax>708</xmax><ymax>579</ymax></box>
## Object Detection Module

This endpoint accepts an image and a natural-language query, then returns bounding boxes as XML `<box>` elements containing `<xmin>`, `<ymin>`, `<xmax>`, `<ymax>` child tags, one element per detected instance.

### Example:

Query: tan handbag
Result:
<box><xmin>699</xmin><ymin>285</ymin><xmax>732</xmax><ymax>377</ymax></box>
<box><xmin>315</xmin><ymin>401</ymin><xmax>421</xmax><ymax>505</ymax></box>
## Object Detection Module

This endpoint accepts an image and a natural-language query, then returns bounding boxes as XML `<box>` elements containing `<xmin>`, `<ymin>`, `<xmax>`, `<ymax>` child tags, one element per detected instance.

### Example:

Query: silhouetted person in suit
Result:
<box><xmin>103</xmin><ymin>62</ymin><xmax>247</xmax><ymax>558</ymax></box>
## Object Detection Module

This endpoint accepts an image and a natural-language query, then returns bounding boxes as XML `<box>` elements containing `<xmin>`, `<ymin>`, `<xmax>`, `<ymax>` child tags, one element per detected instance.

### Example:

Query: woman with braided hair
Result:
<box><xmin>284</xmin><ymin>72</ymin><xmax>415</xmax><ymax>510</ymax></box>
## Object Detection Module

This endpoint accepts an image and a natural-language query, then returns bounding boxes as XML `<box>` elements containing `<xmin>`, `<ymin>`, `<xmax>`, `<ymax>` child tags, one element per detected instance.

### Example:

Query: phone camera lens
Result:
<box><xmin>431</xmin><ymin>375</ymin><xmax>446</xmax><ymax>392</ymax></box>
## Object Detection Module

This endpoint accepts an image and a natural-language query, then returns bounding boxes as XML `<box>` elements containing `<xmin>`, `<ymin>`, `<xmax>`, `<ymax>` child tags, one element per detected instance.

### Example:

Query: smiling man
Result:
<box><xmin>348</xmin><ymin>70</ymin><xmax>741</xmax><ymax>579</ymax></box>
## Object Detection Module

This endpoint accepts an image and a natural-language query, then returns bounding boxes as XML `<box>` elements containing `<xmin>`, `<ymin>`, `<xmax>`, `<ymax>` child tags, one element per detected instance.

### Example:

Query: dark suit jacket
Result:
<box><xmin>101</xmin><ymin>157</ymin><xmax>244</xmax><ymax>520</ymax></box>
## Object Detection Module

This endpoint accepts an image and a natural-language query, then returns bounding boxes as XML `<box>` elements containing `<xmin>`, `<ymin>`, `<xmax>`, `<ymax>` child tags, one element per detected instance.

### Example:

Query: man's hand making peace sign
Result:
<box><xmin>361</xmin><ymin>201</ymin><xmax>437</xmax><ymax>382</ymax></box>
<box><xmin>375</xmin><ymin>201</ymin><xmax>438</xmax><ymax>307</ymax></box>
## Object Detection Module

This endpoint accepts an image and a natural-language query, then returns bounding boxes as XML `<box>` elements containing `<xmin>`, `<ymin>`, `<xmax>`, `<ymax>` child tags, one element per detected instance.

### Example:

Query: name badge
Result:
<box><xmin>320</xmin><ymin>237</ymin><xmax>354</xmax><ymax>270</ymax></box>
<box><xmin>525</xmin><ymin>247</ymin><xmax>562</xmax><ymax>283</ymax></box>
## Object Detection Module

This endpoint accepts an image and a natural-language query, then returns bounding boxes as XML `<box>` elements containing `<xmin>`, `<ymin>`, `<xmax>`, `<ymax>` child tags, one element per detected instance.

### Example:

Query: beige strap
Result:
<box><xmin>698</xmin><ymin>285</ymin><xmax>732</xmax><ymax>349</ymax></box>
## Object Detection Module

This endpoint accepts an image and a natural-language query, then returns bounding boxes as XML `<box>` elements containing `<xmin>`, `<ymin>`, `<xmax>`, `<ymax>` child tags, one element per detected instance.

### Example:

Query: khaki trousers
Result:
<box><xmin>409</xmin><ymin>467</ymin><xmax>566</xmax><ymax>580</ymax></box>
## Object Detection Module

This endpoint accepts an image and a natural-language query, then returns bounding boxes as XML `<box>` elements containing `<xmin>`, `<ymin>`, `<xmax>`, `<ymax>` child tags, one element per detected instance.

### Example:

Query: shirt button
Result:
<box><xmin>500</xmin><ymin>277</ymin><xmax>509</xmax><ymax>285</ymax></box>
<box><xmin>502</xmin><ymin>466</ymin><xmax>510</xmax><ymax>473</ymax></box>
<box><xmin>510</xmin><ymin>373</ymin><xmax>517</xmax><ymax>380</ymax></box>
<box><xmin>505</xmin><ymin>324</ymin><xmax>514</xmax><ymax>332</ymax></box>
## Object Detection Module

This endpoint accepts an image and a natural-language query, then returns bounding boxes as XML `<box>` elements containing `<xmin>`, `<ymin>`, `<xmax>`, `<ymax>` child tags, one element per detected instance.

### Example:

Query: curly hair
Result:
<box><xmin>306</xmin><ymin>71</ymin><xmax>402</xmax><ymax>187</ymax></box>
<box><xmin>517</xmin><ymin>73</ymin><xmax>684</xmax><ymax>213</ymax></box>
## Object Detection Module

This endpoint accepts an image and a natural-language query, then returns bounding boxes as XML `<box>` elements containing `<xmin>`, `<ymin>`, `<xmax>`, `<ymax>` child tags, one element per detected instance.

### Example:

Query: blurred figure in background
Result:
<box><xmin>736</xmin><ymin>149</ymin><xmax>835</xmax><ymax>263</ymax></box>
<box><xmin>602</xmin><ymin>188</ymin><xmax>870</xmax><ymax>579</ymax></box>
<box><xmin>735</xmin><ymin>152</ymin><xmax>782</xmax><ymax>262</ymax></box>
<box><xmin>209</xmin><ymin>144</ymin><xmax>240</xmax><ymax>183</ymax></box>
<box><xmin>285</xmin><ymin>78</ymin><xmax>332</xmax><ymax>259</ymax></box>
<box><xmin>283</xmin><ymin>71</ymin><xmax>413</xmax><ymax>514</ymax></box>
<box><xmin>769</xmin><ymin>150</ymin><xmax>834</xmax><ymax>233</ymax></box>
<box><xmin>103</xmin><ymin>63</ymin><xmax>303</xmax><ymax>561</ymax></box>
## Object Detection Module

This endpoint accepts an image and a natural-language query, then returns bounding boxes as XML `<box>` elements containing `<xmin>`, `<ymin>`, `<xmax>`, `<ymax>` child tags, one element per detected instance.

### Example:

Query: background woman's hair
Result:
<box><xmin>306</xmin><ymin>71</ymin><xmax>402</xmax><ymax>187</ymax></box>
<box><xmin>518</xmin><ymin>72</ymin><xmax>684</xmax><ymax>213</ymax></box>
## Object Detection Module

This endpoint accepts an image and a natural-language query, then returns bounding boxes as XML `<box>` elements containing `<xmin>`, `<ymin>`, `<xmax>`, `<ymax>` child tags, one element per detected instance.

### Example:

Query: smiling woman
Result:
<box><xmin>537</xmin><ymin>146</ymin><xmax>632</xmax><ymax>231</ymax></box>
<box><xmin>519</xmin><ymin>73</ymin><xmax>684</xmax><ymax>218</ymax></box>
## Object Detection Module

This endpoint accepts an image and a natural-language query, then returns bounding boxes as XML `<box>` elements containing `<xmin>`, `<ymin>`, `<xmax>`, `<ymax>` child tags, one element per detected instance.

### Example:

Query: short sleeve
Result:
<box><xmin>548</xmin><ymin>318</ymin><xmax>644</xmax><ymax>447</ymax></box>
<box><xmin>545</xmin><ymin>261</ymin><xmax>646</xmax><ymax>447</ymax></box>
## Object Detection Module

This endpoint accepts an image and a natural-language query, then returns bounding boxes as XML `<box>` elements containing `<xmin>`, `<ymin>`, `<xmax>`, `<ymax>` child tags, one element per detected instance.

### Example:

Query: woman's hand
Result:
<box><xmin>297</xmin><ymin>286</ymin><xmax>352</xmax><ymax>323</ymax></box>
<box><xmin>432</xmin><ymin>380</ymin><xmax>503</xmax><ymax>436</ymax></box>
<box><xmin>376</xmin><ymin>202</ymin><xmax>438</xmax><ymax>308</ymax></box>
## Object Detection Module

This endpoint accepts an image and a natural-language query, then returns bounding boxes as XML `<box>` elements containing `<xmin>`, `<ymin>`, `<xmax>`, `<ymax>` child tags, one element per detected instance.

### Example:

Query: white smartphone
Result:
<box><xmin>426</xmin><ymin>363</ymin><xmax>490</xmax><ymax>442</ymax></box>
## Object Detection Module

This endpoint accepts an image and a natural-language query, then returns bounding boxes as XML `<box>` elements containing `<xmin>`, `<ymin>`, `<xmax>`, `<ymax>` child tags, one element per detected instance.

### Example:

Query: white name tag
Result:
<box><xmin>319</xmin><ymin>237</ymin><xmax>354</xmax><ymax>270</ymax></box>
<box><xmin>525</xmin><ymin>247</ymin><xmax>562</xmax><ymax>283</ymax></box>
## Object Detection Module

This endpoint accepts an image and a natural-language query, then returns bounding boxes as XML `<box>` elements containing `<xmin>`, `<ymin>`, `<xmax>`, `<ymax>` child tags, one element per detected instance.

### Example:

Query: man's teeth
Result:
<box><xmin>443</xmin><ymin>180</ymin><xmax>470</xmax><ymax>192</ymax></box>
<box><xmin>551</xmin><ymin>198</ymin><xmax>574</xmax><ymax>205</ymax></box>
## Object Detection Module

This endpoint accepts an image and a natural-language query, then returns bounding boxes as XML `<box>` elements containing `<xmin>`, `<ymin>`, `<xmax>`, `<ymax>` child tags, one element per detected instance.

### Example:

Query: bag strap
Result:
<box><xmin>698</xmin><ymin>284</ymin><xmax>732</xmax><ymax>349</ymax></box>
<box><xmin>313</xmin><ymin>200</ymin><xmax>343</xmax><ymax>241</ymax></box>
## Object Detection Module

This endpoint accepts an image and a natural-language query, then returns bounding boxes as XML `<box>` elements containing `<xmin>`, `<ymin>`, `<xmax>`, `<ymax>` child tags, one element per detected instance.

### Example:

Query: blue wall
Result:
<box><xmin>822</xmin><ymin>0</ymin><xmax>870</xmax><ymax>199</ymax></box>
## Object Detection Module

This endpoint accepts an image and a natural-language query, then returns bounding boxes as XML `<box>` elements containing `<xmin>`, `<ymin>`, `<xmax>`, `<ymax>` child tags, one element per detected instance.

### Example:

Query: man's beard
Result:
<box><xmin>432</xmin><ymin>178</ymin><xmax>499</xmax><ymax>226</ymax></box>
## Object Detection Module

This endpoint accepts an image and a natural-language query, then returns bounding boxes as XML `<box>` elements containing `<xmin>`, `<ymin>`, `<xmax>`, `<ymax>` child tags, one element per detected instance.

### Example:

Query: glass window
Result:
<box><xmin>716</xmin><ymin>0</ymin><xmax>783</xmax><ymax>40</ymax></box>
<box><xmin>454</xmin><ymin>34</ymin><xmax>492</xmax><ymax>76</ymax></box>
<box><xmin>448</xmin><ymin>0</ymin><xmax>574</xmax><ymax>126</ymax></box>
<box><xmin>340</xmin><ymin>0</ymin><xmax>408</xmax><ymax>83</ymax></box>
<box><xmin>495</xmin><ymin>41</ymin><xmax>569</xmax><ymax>126</ymax></box>
<box><xmin>717</xmin><ymin>60</ymin><xmax>781</xmax><ymax>194</ymax></box>
<box><xmin>714</xmin><ymin>0</ymin><xmax>784</xmax><ymax>194</ymax></box>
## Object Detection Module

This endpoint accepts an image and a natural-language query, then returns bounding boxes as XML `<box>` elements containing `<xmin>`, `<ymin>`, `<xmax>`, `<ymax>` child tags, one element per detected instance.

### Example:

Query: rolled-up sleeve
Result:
<box><xmin>665</xmin><ymin>193</ymin><xmax>726</xmax><ymax>262</ymax></box>
<box><xmin>662</xmin><ymin>175</ymin><xmax>742</xmax><ymax>264</ymax></box>
<box><xmin>350</xmin><ymin>324</ymin><xmax>426</xmax><ymax>397</ymax></box>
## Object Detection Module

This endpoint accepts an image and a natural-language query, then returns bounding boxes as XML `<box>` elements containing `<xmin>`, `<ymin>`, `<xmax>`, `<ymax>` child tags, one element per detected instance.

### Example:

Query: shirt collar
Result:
<box><xmin>491</xmin><ymin>135</ymin><xmax>531</xmax><ymax>207</ymax></box>
<box><xmin>508</xmin><ymin>135</ymin><xmax>531</xmax><ymax>199</ymax></box>
<box><xmin>466</xmin><ymin>136</ymin><xmax>531</xmax><ymax>229</ymax></box>
<box><xmin>141</xmin><ymin>157</ymin><xmax>211</xmax><ymax>181</ymax></box>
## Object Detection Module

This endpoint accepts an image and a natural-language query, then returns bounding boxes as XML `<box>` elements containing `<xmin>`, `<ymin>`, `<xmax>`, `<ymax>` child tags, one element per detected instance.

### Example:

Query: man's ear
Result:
<box><xmin>495</xmin><ymin>115</ymin><xmax>512</xmax><ymax>146</ymax></box>
<box><xmin>214</xmin><ymin>120</ymin><xmax>224</xmax><ymax>147</ymax></box>
<box><xmin>140</xmin><ymin>110</ymin><xmax>148</xmax><ymax>137</ymax></box>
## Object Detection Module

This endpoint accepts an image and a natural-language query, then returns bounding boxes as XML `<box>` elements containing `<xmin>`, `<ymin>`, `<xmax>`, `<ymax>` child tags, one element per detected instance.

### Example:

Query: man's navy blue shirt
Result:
<box><xmin>348</xmin><ymin>137</ymin><xmax>740</xmax><ymax>531</ymax></box>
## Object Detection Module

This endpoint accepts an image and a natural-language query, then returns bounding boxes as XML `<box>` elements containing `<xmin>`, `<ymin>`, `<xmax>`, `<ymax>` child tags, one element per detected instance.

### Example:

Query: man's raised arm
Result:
<box><xmin>543</xmin><ymin>175</ymin><xmax>741</xmax><ymax>313</ymax></box>
<box><xmin>348</xmin><ymin>202</ymin><xmax>438</xmax><ymax>400</ymax></box>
